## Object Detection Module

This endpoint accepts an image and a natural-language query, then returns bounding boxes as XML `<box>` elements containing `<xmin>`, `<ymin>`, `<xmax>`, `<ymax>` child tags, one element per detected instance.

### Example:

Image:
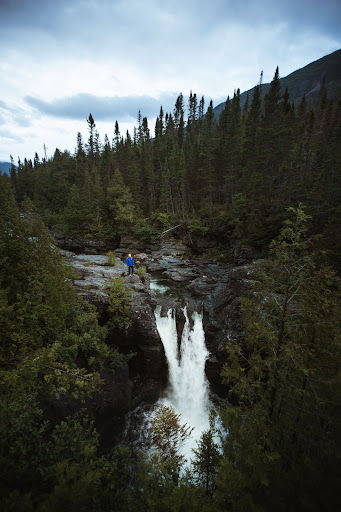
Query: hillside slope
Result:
<box><xmin>213</xmin><ymin>48</ymin><xmax>341</xmax><ymax>119</ymax></box>
<box><xmin>0</xmin><ymin>162</ymin><xmax>12</xmax><ymax>175</ymax></box>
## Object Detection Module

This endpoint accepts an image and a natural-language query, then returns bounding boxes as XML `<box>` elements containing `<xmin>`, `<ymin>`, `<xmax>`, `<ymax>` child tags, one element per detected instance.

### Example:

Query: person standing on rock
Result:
<box><xmin>126</xmin><ymin>253</ymin><xmax>134</xmax><ymax>275</ymax></box>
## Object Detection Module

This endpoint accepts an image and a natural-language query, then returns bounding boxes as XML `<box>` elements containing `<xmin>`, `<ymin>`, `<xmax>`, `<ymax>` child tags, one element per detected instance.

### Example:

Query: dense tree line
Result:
<box><xmin>5</xmin><ymin>68</ymin><xmax>341</xmax><ymax>267</ymax></box>
<box><xmin>219</xmin><ymin>206</ymin><xmax>341</xmax><ymax>511</ymax></box>
<box><xmin>1</xmin><ymin>187</ymin><xmax>339</xmax><ymax>510</ymax></box>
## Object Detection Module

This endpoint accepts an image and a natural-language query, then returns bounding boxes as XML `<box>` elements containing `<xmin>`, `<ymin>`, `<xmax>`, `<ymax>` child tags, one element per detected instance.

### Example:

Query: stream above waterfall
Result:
<box><xmin>57</xmin><ymin>242</ymin><xmax>249</xmax><ymax>452</ymax></box>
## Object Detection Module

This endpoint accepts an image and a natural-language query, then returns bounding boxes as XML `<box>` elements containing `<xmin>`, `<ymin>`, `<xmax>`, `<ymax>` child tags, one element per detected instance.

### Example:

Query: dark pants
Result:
<box><xmin>128</xmin><ymin>265</ymin><xmax>134</xmax><ymax>275</ymax></box>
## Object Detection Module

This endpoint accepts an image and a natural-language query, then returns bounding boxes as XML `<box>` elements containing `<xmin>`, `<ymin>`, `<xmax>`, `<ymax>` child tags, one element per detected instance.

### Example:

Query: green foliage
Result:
<box><xmin>64</xmin><ymin>265</ymin><xmax>82</xmax><ymax>280</ymax></box>
<box><xmin>155</xmin><ymin>212</ymin><xmax>171</xmax><ymax>228</ymax></box>
<box><xmin>131</xmin><ymin>217</ymin><xmax>160</xmax><ymax>241</ymax></box>
<box><xmin>107</xmin><ymin>276</ymin><xmax>133</xmax><ymax>329</ymax></box>
<box><xmin>149</xmin><ymin>405</ymin><xmax>194</xmax><ymax>473</ymax></box>
<box><xmin>106</xmin><ymin>168</ymin><xmax>135</xmax><ymax>232</ymax></box>
<box><xmin>8</xmin><ymin>82</ymin><xmax>340</xmax><ymax>268</ymax></box>
<box><xmin>106</xmin><ymin>250</ymin><xmax>116</xmax><ymax>266</ymax></box>
<box><xmin>0</xmin><ymin>181</ymin><xmax>133</xmax><ymax>509</ymax></box>
<box><xmin>191</xmin><ymin>411</ymin><xmax>221</xmax><ymax>496</ymax></box>
<box><xmin>131</xmin><ymin>406</ymin><xmax>221</xmax><ymax>511</ymax></box>
<box><xmin>0</xmin><ymin>396</ymin><xmax>132</xmax><ymax>511</ymax></box>
<box><xmin>62</xmin><ymin>184</ymin><xmax>88</xmax><ymax>236</ymax></box>
<box><xmin>137</xmin><ymin>266</ymin><xmax>146</xmax><ymax>276</ymax></box>
<box><xmin>2</xmin><ymin>68</ymin><xmax>341</xmax><ymax>510</ymax></box>
<box><xmin>188</xmin><ymin>218</ymin><xmax>209</xmax><ymax>235</ymax></box>
<box><xmin>208</xmin><ymin>245</ymin><xmax>231</xmax><ymax>264</ymax></box>
<box><xmin>0</xmin><ymin>184</ymin><xmax>128</xmax><ymax>399</ymax></box>
<box><xmin>134</xmin><ymin>452</ymin><xmax>220</xmax><ymax>512</ymax></box>
<box><xmin>217</xmin><ymin>206</ymin><xmax>341</xmax><ymax>510</ymax></box>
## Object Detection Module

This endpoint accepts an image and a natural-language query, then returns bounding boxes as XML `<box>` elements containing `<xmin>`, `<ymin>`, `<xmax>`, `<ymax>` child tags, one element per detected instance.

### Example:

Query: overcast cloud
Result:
<box><xmin>0</xmin><ymin>0</ymin><xmax>340</xmax><ymax>162</ymax></box>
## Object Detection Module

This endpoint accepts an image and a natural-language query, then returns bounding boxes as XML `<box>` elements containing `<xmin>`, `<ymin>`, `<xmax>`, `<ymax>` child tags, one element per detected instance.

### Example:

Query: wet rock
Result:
<box><xmin>231</xmin><ymin>244</ymin><xmax>256</xmax><ymax>265</ymax></box>
<box><xmin>52</xmin><ymin>232</ymin><xmax>120</xmax><ymax>254</ymax></box>
<box><xmin>131</xmin><ymin>377</ymin><xmax>164</xmax><ymax>407</ymax></box>
<box><xmin>134</xmin><ymin>252</ymin><xmax>149</xmax><ymax>261</ymax></box>
<box><xmin>38</xmin><ymin>362</ymin><xmax>133</xmax><ymax>452</ymax></box>
<box><xmin>115</xmin><ymin>236</ymin><xmax>160</xmax><ymax>260</ymax></box>
<box><xmin>129</xmin><ymin>296</ymin><xmax>159</xmax><ymax>343</ymax></box>
<box><xmin>124</xmin><ymin>273</ymin><xmax>151</xmax><ymax>292</ymax></box>
<box><xmin>58</xmin><ymin>237</ymin><xmax>253</xmax><ymax>410</ymax></box>
<box><xmin>146</xmin><ymin>261</ymin><xmax>164</xmax><ymax>272</ymax></box>
<box><xmin>92</xmin><ymin>364</ymin><xmax>133</xmax><ymax>450</ymax></box>
<box><xmin>203</xmin><ymin>264</ymin><xmax>253</xmax><ymax>359</ymax></box>
<box><xmin>188</xmin><ymin>235</ymin><xmax>218</xmax><ymax>252</ymax></box>
<box><xmin>163</xmin><ymin>267</ymin><xmax>201</xmax><ymax>282</ymax></box>
<box><xmin>157</xmin><ymin>239</ymin><xmax>187</xmax><ymax>255</ymax></box>
<box><xmin>186</xmin><ymin>275</ymin><xmax>217</xmax><ymax>295</ymax></box>
<box><xmin>160</xmin><ymin>255</ymin><xmax>186</xmax><ymax>267</ymax></box>
<box><xmin>60</xmin><ymin>246</ymin><xmax>165</xmax><ymax>410</ymax></box>
<box><xmin>205</xmin><ymin>355</ymin><xmax>224</xmax><ymax>394</ymax></box>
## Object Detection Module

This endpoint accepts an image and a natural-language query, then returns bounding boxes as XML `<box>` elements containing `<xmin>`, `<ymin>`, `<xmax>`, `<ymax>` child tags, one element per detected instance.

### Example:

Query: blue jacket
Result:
<box><xmin>126</xmin><ymin>256</ymin><xmax>134</xmax><ymax>267</ymax></box>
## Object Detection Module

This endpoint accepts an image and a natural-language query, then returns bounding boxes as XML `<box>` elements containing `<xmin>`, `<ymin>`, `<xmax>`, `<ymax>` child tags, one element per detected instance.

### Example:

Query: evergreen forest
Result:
<box><xmin>5</xmin><ymin>67</ymin><xmax>341</xmax><ymax>267</ymax></box>
<box><xmin>1</xmin><ymin>66</ymin><xmax>340</xmax><ymax>511</ymax></box>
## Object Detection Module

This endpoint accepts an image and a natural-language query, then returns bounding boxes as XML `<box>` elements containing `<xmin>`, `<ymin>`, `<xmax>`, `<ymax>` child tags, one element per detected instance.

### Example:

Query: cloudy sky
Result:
<box><xmin>1</xmin><ymin>0</ymin><xmax>340</xmax><ymax>163</ymax></box>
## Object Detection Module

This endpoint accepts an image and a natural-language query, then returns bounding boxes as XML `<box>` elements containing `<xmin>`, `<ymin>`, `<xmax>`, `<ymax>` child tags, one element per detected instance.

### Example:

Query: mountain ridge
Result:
<box><xmin>0</xmin><ymin>161</ymin><xmax>13</xmax><ymax>175</ymax></box>
<box><xmin>213</xmin><ymin>48</ymin><xmax>341</xmax><ymax>119</ymax></box>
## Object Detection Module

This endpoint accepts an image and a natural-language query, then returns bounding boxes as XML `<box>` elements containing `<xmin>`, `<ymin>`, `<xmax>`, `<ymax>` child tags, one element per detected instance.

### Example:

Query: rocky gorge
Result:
<box><xmin>54</xmin><ymin>234</ymin><xmax>253</xmax><ymax>451</ymax></box>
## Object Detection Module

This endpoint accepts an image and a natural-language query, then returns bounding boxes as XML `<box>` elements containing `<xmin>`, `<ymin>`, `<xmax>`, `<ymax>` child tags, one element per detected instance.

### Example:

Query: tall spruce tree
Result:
<box><xmin>86</xmin><ymin>113</ymin><xmax>96</xmax><ymax>159</ymax></box>
<box><xmin>217</xmin><ymin>206</ymin><xmax>341</xmax><ymax>511</ymax></box>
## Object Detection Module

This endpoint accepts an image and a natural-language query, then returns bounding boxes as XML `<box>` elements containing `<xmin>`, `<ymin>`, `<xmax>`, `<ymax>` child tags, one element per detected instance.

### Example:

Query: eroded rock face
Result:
<box><xmin>53</xmin><ymin>232</ymin><xmax>121</xmax><ymax>254</ymax></box>
<box><xmin>59</xmin><ymin>237</ymin><xmax>253</xmax><ymax>445</ymax></box>
<box><xmin>91</xmin><ymin>364</ymin><xmax>134</xmax><ymax>451</ymax></box>
<box><xmin>200</xmin><ymin>264</ymin><xmax>253</xmax><ymax>394</ymax></box>
<box><xmin>109</xmin><ymin>289</ymin><xmax>168</xmax><ymax>404</ymax></box>
<box><xmin>63</xmin><ymin>249</ymin><xmax>167</xmax><ymax>405</ymax></box>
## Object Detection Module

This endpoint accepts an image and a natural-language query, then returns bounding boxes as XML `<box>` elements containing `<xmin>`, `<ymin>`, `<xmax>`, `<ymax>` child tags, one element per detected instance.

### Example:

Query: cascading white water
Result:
<box><xmin>154</xmin><ymin>305</ymin><xmax>212</xmax><ymax>459</ymax></box>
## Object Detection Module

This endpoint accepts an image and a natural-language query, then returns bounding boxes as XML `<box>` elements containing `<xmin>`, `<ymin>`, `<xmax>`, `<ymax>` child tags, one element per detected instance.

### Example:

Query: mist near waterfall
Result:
<box><xmin>154</xmin><ymin>305</ymin><xmax>212</xmax><ymax>459</ymax></box>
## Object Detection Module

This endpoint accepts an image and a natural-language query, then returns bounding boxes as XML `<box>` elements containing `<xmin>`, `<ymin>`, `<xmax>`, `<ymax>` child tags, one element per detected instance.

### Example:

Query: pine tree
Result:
<box><xmin>149</xmin><ymin>405</ymin><xmax>193</xmax><ymax>476</ymax></box>
<box><xmin>63</xmin><ymin>184</ymin><xmax>88</xmax><ymax>236</ymax></box>
<box><xmin>242</xmin><ymin>84</ymin><xmax>262</xmax><ymax>164</ymax></box>
<box><xmin>136</xmin><ymin>109</ymin><xmax>143</xmax><ymax>145</ymax></box>
<box><xmin>155</xmin><ymin>106</ymin><xmax>164</xmax><ymax>139</ymax></box>
<box><xmin>86</xmin><ymin>113</ymin><xmax>96</xmax><ymax>159</ymax></box>
<box><xmin>106</xmin><ymin>169</ymin><xmax>135</xmax><ymax>233</ymax></box>
<box><xmin>177</xmin><ymin>149</ymin><xmax>187</xmax><ymax>219</ymax></box>
<box><xmin>218</xmin><ymin>206</ymin><xmax>341</xmax><ymax>510</ymax></box>
<box><xmin>107</xmin><ymin>276</ymin><xmax>132</xmax><ymax>329</ymax></box>
<box><xmin>9</xmin><ymin>154</ymin><xmax>17</xmax><ymax>197</ymax></box>
<box><xmin>187</xmin><ymin>91</ymin><xmax>198</xmax><ymax>140</ymax></box>
<box><xmin>218</xmin><ymin>96</ymin><xmax>230</xmax><ymax>137</ymax></box>
<box><xmin>260</xmin><ymin>66</ymin><xmax>282</xmax><ymax>173</ymax></box>
<box><xmin>75</xmin><ymin>132</ymin><xmax>86</xmax><ymax>188</ymax></box>
<box><xmin>174</xmin><ymin>93</ymin><xmax>185</xmax><ymax>147</ymax></box>
<box><xmin>100</xmin><ymin>134</ymin><xmax>113</xmax><ymax>188</ymax></box>
<box><xmin>113</xmin><ymin>120</ymin><xmax>121</xmax><ymax>151</ymax></box>
<box><xmin>198</xmin><ymin>100</ymin><xmax>218</xmax><ymax>214</ymax></box>
<box><xmin>221</xmin><ymin>90</ymin><xmax>242</xmax><ymax>204</ymax></box>
<box><xmin>160</xmin><ymin>157</ymin><xmax>174</xmax><ymax>215</ymax></box>
<box><xmin>192</xmin><ymin>412</ymin><xmax>221</xmax><ymax>496</ymax></box>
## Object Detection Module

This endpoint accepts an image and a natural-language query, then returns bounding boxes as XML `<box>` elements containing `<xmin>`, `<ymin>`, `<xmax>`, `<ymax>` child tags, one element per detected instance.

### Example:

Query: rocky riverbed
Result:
<box><xmin>55</xmin><ymin>236</ymin><xmax>253</xmax><ymax>448</ymax></box>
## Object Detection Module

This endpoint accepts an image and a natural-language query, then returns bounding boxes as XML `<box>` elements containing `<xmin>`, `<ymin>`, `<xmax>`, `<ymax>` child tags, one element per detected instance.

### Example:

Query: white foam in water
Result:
<box><xmin>150</xmin><ymin>280</ymin><xmax>170</xmax><ymax>294</ymax></box>
<box><xmin>154</xmin><ymin>305</ymin><xmax>212</xmax><ymax>461</ymax></box>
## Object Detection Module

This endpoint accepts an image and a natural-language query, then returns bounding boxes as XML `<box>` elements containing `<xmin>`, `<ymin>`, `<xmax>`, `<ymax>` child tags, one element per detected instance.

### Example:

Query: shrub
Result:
<box><xmin>107</xmin><ymin>277</ymin><xmax>132</xmax><ymax>329</ymax></box>
<box><xmin>106</xmin><ymin>250</ymin><xmax>116</xmax><ymax>266</ymax></box>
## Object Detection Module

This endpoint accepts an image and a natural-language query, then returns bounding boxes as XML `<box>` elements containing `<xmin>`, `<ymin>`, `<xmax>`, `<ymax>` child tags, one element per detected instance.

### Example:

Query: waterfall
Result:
<box><xmin>154</xmin><ymin>305</ymin><xmax>211</xmax><ymax>458</ymax></box>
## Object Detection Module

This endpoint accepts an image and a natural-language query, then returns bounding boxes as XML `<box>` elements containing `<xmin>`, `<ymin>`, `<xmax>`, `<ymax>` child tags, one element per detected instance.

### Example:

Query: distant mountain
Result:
<box><xmin>213</xmin><ymin>48</ymin><xmax>341</xmax><ymax>119</ymax></box>
<box><xmin>0</xmin><ymin>162</ymin><xmax>13</xmax><ymax>175</ymax></box>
